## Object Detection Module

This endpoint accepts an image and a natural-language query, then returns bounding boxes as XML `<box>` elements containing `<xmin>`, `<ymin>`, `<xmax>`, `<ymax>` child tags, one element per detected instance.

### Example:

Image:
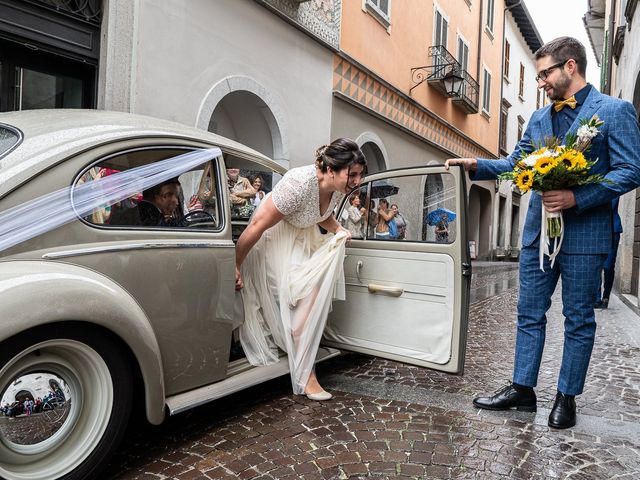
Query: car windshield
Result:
<box><xmin>0</xmin><ymin>125</ymin><xmax>21</xmax><ymax>159</ymax></box>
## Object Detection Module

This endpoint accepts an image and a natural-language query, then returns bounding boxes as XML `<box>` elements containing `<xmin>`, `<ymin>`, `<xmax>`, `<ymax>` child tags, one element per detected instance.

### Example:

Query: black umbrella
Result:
<box><xmin>370</xmin><ymin>180</ymin><xmax>399</xmax><ymax>199</ymax></box>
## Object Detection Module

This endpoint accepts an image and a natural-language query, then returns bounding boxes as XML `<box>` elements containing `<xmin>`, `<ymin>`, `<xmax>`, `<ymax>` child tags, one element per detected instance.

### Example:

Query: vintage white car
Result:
<box><xmin>0</xmin><ymin>110</ymin><xmax>471</xmax><ymax>480</ymax></box>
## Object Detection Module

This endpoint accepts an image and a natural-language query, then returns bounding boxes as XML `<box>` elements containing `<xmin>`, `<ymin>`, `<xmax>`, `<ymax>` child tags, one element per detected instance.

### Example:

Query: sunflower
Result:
<box><xmin>572</xmin><ymin>151</ymin><xmax>587</xmax><ymax>169</ymax></box>
<box><xmin>558</xmin><ymin>150</ymin><xmax>587</xmax><ymax>170</ymax></box>
<box><xmin>515</xmin><ymin>170</ymin><xmax>534</xmax><ymax>192</ymax></box>
<box><xmin>534</xmin><ymin>156</ymin><xmax>557</xmax><ymax>174</ymax></box>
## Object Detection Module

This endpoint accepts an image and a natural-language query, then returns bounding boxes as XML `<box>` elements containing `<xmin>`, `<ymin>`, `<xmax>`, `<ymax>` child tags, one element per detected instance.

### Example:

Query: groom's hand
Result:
<box><xmin>444</xmin><ymin>158</ymin><xmax>477</xmax><ymax>171</ymax></box>
<box><xmin>542</xmin><ymin>190</ymin><xmax>576</xmax><ymax>212</ymax></box>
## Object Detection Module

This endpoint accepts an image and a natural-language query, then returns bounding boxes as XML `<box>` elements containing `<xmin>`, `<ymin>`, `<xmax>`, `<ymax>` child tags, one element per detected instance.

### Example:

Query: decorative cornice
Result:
<box><xmin>333</xmin><ymin>54</ymin><xmax>496</xmax><ymax>159</ymax></box>
<box><xmin>254</xmin><ymin>0</ymin><xmax>340</xmax><ymax>49</ymax></box>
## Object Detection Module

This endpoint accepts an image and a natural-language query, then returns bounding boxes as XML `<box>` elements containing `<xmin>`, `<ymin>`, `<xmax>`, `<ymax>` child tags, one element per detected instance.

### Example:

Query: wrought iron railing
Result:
<box><xmin>410</xmin><ymin>45</ymin><xmax>460</xmax><ymax>97</ymax></box>
<box><xmin>452</xmin><ymin>69</ymin><xmax>480</xmax><ymax>113</ymax></box>
<box><xmin>427</xmin><ymin>45</ymin><xmax>459</xmax><ymax>79</ymax></box>
<box><xmin>34</xmin><ymin>0</ymin><xmax>102</xmax><ymax>24</ymax></box>
<box><xmin>410</xmin><ymin>44</ymin><xmax>479</xmax><ymax>113</ymax></box>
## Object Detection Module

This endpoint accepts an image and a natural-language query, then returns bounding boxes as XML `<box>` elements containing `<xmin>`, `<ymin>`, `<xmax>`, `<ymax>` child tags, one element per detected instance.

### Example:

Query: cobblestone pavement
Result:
<box><xmin>105</xmin><ymin>263</ymin><xmax>640</xmax><ymax>479</ymax></box>
<box><xmin>0</xmin><ymin>404</ymin><xmax>69</xmax><ymax>445</ymax></box>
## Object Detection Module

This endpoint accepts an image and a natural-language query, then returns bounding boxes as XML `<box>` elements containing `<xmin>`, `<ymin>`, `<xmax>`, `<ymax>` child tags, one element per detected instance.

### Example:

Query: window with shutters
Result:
<box><xmin>457</xmin><ymin>35</ymin><xmax>470</xmax><ymax>72</ymax></box>
<box><xmin>434</xmin><ymin>7</ymin><xmax>449</xmax><ymax>49</ymax></box>
<box><xmin>365</xmin><ymin>0</ymin><xmax>391</xmax><ymax>28</ymax></box>
<box><xmin>482</xmin><ymin>68</ymin><xmax>492</xmax><ymax>115</ymax></box>
<box><xmin>503</xmin><ymin>40</ymin><xmax>511</xmax><ymax>80</ymax></box>
<box><xmin>486</xmin><ymin>0</ymin><xmax>495</xmax><ymax>32</ymax></box>
<box><xmin>517</xmin><ymin>116</ymin><xmax>525</xmax><ymax>141</ymax></box>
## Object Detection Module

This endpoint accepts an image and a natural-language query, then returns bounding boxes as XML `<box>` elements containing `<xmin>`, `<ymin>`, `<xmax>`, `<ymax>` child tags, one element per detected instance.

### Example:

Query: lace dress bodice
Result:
<box><xmin>271</xmin><ymin>165</ymin><xmax>344</xmax><ymax>229</ymax></box>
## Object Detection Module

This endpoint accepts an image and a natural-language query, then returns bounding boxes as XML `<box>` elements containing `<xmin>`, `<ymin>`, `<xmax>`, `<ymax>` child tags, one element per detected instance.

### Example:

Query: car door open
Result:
<box><xmin>324</xmin><ymin>165</ymin><xmax>471</xmax><ymax>374</ymax></box>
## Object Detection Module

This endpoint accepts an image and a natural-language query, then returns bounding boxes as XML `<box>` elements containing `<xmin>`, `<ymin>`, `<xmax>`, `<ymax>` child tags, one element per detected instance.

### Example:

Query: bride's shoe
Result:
<box><xmin>305</xmin><ymin>389</ymin><xmax>332</xmax><ymax>401</ymax></box>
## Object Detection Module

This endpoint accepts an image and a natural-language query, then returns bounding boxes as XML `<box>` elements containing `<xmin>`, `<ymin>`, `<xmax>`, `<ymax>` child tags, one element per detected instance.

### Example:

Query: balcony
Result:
<box><xmin>410</xmin><ymin>45</ymin><xmax>479</xmax><ymax>114</ymax></box>
<box><xmin>426</xmin><ymin>45</ymin><xmax>460</xmax><ymax>97</ymax></box>
<box><xmin>452</xmin><ymin>70</ymin><xmax>479</xmax><ymax>114</ymax></box>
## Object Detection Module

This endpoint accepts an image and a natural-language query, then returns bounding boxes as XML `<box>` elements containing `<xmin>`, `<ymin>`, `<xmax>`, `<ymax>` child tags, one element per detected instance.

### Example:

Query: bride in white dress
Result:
<box><xmin>235</xmin><ymin>138</ymin><xmax>366</xmax><ymax>400</ymax></box>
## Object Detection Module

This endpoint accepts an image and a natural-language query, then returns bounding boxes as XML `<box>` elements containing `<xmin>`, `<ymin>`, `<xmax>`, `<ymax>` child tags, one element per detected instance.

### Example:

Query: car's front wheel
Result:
<box><xmin>0</xmin><ymin>326</ymin><xmax>133</xmax><ymax>480</ymax></box>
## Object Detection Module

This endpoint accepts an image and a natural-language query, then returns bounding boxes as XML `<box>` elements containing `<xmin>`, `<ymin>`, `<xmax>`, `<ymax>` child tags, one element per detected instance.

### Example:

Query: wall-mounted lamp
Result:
<box><xmin>442</xmin><ymin>69</ymin><xmax>464</xmax><ymax>97</ymax></box>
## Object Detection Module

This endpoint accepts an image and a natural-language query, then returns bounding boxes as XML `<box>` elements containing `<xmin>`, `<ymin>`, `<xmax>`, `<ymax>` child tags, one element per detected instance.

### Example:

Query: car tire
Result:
<box><xmin>0</xmin><ymin>325</ymin><xmax>133</xmax><ymax>480</ymax></box>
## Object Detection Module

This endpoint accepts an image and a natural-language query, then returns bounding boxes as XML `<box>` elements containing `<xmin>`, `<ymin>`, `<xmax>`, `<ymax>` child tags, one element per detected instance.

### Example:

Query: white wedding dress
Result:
<box><xmin>239</xmin><ymin>165</ymin><xmax>348</xmax><ymax>394</ymax></box>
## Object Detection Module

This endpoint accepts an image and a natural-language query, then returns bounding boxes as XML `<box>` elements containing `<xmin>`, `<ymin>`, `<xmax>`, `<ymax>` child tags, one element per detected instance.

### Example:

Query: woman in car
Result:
<box><xmin>235</xmin><ymin>138</ymin><xmax>366</xmax><ymax>400</ymax></box>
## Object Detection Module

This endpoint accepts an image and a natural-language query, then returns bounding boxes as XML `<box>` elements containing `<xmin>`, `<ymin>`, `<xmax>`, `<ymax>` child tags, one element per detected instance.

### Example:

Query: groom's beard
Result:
<box><xmin>546</xmin><ymin>72</ymin><xmax>572</xmax><ymax>101</ymax></box>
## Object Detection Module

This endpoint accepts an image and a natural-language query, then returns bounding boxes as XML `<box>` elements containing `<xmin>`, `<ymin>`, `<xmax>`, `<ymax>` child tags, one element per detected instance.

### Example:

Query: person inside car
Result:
<box><xmin>109</xmin><ymin>178</ymin><xmax>184</xmax><ymax>227</ymax></box>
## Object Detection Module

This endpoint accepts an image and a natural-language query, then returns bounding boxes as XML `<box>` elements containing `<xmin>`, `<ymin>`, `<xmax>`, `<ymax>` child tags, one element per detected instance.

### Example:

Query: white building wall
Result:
<box><xmin>100</xmin><ymin>0</ymin><xmax>335</xmax><ymax>168</ymax></box>
<box><xmin>492</xmin><ymin>12</ymin><xmax>539</xmax><ymax>258</ymax></box>
<box><xmin>502</xmin><ymin>15</ymin><xmax>538</xmax><ymax>155</ymax></box>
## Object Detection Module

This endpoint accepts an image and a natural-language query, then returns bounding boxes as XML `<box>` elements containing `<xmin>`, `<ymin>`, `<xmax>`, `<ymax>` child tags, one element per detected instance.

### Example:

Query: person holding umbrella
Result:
<box><xmin>435</xmin><ymin>215</ymin><xmax>449</xmax><ymax>243</ymax></box>
<box><xmin>426</xmin><ymin>207</ymin><xmax>456</xmax><ymax>243</ymax></box>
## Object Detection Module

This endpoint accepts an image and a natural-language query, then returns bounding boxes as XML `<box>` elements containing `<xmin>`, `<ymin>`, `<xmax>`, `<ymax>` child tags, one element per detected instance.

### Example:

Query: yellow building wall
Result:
<box><xmin>339</xmin><ymin>0</ymin><xmax>505</xmax><ymax>158</ymax></box>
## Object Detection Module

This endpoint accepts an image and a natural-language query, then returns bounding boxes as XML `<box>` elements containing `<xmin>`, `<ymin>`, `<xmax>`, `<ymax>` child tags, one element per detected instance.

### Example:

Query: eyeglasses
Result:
<box><xmin>535</xmin><ymin>59</ymin><xmax>569</xmax><ymax>82</ymax></box>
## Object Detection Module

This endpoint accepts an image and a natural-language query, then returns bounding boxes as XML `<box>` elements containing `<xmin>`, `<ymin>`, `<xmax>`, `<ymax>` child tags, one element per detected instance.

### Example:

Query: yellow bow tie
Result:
<box><xmin>553</xmin><ymin>96</ymin><xmax>577</xmax><ymax>112</ymax></box>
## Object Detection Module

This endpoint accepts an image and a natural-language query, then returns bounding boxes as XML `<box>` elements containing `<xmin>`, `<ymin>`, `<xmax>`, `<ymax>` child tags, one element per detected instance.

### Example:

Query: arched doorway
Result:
<box><xmin>361</xmin><ymin>142</ymin><xmax>386</xmax><ymax>173</ymax></box>
<box><xmin>14</xmin><ymin>390</ymin><xmax>33</xmax><ymax>403</ymax></box>
<box><xmin>209</xmin><ymin>91</ymin><xmax>276</xmax><ymax>159</ymax></box>
<box><xmin>468</xmin><ymin>185</ymin><xmax>492</xmax><ymax>259</ymax></box>
<box><xmin>356</xmin><ymin>132</ymin><xmax>388</xmax><ymax>174</ymax></box>
<box><xmin>422</xmin><ymin>174</ymin><xmax>444</xmax><ymax>241</ymax></box>
<box><xmin>197</xmin><ymin>76</ymin><xmax>288</xmax><ymax>168</ymax></box>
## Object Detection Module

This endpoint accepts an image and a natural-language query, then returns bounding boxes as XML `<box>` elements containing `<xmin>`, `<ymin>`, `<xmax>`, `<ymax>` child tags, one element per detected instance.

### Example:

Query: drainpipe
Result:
<box><xmin>605</xmin><ymin>0</ymin><xmax>617</xmax><ymax>94</ymax></box>
<box><xmin>476</xmin><ymin>0</ymin><xmax>484</xmax><ymax>88</ymax></box>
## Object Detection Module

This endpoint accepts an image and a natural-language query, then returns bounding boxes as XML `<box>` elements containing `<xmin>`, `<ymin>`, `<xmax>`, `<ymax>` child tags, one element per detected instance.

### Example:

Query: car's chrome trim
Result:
<box><xmin>0</xmin><ymin>122</ymin><xmax>24</xmax><ymax>161</ymax></box>
<box><xmin>165</xmin><ymin>347</ymin><xmax>342</xmax><ymax>415</ymax></box>
<box><xmin>42</xmin><ymin>240</ymin><xmax>234</xmax><ymax>259</ymax></box>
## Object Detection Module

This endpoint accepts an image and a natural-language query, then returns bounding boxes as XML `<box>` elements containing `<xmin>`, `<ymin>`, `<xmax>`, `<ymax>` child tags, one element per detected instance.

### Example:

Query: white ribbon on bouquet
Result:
<box><xmin>539</xmin><ymin>207</ymin><xmax>564</xmax><ymax>271</ymax></box>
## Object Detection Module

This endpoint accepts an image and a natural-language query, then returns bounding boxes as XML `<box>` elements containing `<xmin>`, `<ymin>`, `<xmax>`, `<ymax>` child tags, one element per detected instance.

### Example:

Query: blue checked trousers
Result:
<box><xmin>513</xmin><ymin>246</ymin><xmax>607</xmax><ymax>395</ymax></box>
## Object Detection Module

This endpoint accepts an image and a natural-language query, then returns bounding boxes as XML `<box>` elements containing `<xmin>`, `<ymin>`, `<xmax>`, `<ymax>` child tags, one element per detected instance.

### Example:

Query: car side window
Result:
<box><xmin>340</xmin><ymin>173</ymin><xmax>457</xmax><ymax>243</ymax></box>
<box><xmin>0</xmin><ymin>124</ymin><xmax>22</xmax><ymax>160</ymax></box>
<box><xmin>75</xmin><ymin>148</ymin><xmax>221</xmax><ymax>230</ymax></box>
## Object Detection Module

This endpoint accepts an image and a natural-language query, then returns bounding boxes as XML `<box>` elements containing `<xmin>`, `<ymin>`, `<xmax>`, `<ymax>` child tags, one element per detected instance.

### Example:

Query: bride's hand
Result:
<box><xmin>336</xmin><ymin>225</ymin><xmax>352</xmax><ymax>242</ymax></box>
<box><xmin>235</xmin><ymin>266</ymin><xmax>244</xmax><ymax>290</ymax></box>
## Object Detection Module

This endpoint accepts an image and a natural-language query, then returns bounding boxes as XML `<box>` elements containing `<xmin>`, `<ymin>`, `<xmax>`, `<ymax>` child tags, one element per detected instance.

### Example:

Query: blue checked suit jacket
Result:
<box><xmin>472</xmin><ymin>88</ymin><xmax>640</xmax><ymax>254</ymax></box>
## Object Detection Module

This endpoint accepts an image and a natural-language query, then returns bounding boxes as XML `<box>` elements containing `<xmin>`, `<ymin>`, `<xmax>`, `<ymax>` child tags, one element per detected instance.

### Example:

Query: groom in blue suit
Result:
<box><xmin>446</xmin><ymin>37</ymin><xmax>640</xmax><ymax>428</ymax></box>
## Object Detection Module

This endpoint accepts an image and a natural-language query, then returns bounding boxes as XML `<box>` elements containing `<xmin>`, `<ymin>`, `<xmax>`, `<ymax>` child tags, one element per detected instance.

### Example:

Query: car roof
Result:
<box><xmin>0</xmin><ymin>109</ymin><xmax>285</xmax><ymax>197</ymax></box>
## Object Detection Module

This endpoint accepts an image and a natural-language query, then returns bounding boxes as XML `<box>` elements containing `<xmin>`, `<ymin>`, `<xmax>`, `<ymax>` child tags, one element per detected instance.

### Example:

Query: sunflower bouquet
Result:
<box><xmin>498</xmin><ymin>114</ymin><xmax>608</xmax><ymax>268</ymax></box>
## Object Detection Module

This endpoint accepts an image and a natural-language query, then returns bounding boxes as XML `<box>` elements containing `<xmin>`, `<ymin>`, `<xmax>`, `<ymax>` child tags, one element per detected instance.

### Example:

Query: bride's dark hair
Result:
<box><xmin>315</xmin><ymin>138</ymin><xmax>367</xmax><ymax>173</ymax></box>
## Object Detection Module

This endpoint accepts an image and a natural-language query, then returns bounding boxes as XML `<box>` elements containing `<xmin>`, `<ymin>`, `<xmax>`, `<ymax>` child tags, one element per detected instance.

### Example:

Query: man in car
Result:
<box><xmin>109</xmin><ymin>178</ymin><xmax>184</xmax><ymax>227</ymax></box>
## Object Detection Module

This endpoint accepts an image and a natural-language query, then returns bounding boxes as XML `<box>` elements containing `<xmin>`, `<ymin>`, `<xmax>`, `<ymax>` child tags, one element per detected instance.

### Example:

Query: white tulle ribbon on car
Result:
<box><xmin>0</xmin><ymin>148</ymin><xmax>221</xmax><ymax>253</ymax></box>
<box><xmin>539</xmin><ymin>207</ymin><xmax>564</xmax><ymax>271</ymax></box>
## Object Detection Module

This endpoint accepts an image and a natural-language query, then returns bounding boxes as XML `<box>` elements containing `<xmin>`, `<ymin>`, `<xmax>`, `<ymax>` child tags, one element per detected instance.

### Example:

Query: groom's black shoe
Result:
<box><xmin>548</xmin><ymin>392</ymin><xmax>576</xmax><ymax>429</ymax></box>
<box><xmin>473</xmin><ymin>383</ymin><xmax>537</xmax><ymax>412</ymax></box>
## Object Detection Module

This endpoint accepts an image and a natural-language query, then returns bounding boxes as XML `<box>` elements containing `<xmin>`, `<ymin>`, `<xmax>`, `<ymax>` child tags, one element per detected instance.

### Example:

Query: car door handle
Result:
<box><xmin>356</xmin><ymin>260</ymin><xmax>363</xmax><ymax>283</ymax></box>
<box><xmin>367</xmin><ymin>283</ymin><xmax>404</xmax><ymax>297</ymax></box>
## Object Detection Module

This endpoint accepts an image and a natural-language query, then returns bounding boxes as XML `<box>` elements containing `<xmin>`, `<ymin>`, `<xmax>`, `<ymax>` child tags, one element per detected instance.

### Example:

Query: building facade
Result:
<box><xmin>336</xmin><ymin>0</ymin><xmax>508</xmax><ymax>259</ymax></box>
<box><xmin>492</xmin><ymin>0</ymin><xmax>543</xmax><ymax>261</ymax></box>
<box><xmin>585</xmin><ymin>0</ymin><xmax>640</xmax><ymax>313</ymax></box>
<box><xmin>98</xmin><ymin>0</ymin><xmax>343</xmax><ymax>170</ymax></box>
<box><xmin>2</xmin><ymin>0</ymin><xmax>545</xmax><ymax>261</ymax></box>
